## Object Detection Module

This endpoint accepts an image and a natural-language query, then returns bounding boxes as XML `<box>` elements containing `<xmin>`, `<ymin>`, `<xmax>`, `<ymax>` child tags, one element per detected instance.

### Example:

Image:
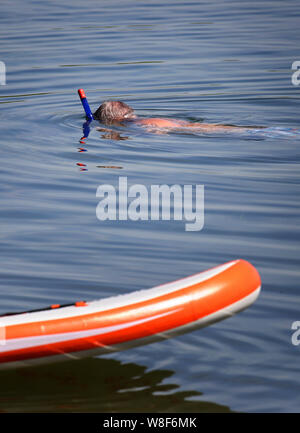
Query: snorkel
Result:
<box><xmin>78</xmin><ymin>88</ymin><xmax>93</xmax><ymax>142</ymax></box>
<box><xmin>78</xmin><ymin>88</ymin><xmax>94</xmax><ymax>121</ymax></box>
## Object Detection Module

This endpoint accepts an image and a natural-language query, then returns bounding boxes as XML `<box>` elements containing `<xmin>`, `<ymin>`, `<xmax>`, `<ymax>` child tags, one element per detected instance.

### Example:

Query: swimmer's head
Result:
<box><xmin>94</xmin><ymin>100</ymin><xmax>136</xmax><ymax>124</ymax></box>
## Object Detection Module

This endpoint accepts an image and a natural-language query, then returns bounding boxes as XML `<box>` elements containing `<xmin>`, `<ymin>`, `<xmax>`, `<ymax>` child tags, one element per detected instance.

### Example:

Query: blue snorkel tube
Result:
<box><xmin>78</xmin><ymin>88</ymin><xmax>94</xmax><ymax>121</ymax></box>
<box><xmin>78</xmin><ymin>88</ymin><xmax>93</xmax><ymax>142</ymax></box>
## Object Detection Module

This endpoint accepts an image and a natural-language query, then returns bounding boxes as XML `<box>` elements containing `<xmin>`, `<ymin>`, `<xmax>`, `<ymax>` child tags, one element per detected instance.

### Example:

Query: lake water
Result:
<box><xmin>0</xmin><ymin>0</ymin><xmax>300</xmax><ymax>413</ymax></box>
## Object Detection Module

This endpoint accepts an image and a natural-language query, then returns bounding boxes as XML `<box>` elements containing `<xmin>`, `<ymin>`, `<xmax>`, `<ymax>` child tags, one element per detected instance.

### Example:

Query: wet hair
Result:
<box><xmin>93</xmin><ymin>100</ymin><xmax>135</xmax><ymax>124</ymax></box>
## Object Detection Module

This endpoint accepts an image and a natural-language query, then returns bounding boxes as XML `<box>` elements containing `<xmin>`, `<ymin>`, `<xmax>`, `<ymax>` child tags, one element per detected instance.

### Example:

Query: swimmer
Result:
<box><xmin>93</xmin><ymin>100</ymin><xmax>257</xmax><ymax>133</ymax></box>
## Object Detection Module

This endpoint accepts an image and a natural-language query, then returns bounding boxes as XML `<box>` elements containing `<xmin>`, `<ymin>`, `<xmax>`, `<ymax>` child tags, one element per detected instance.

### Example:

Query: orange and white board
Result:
<box><xmin>0</xmin><ymin>259</ymin><xmax>261</xmax><ymax>369</ymax></box>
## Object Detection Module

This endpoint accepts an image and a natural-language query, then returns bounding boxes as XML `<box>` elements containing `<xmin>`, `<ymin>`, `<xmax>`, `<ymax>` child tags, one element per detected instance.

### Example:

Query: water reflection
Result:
<box><xmin>0</xmin><ymin>358</ymin><xmax>232</xmax><ymax>413</ymax></box>
<box><xmin>97</xmin><ymin>165</ymin><xmax>123</xmax><ymax>169</ymax></box>
<box><xmin>97</xmin><ymin>128</ymin><xmax>129</xmax><ymax>141</ymax></box>
<box><xmin>79</xmin><ymin>120</ymin><xmax>129</xmax><ymax>143</ymax></box>
<box><xmin>76</xmin><ymin>121</ymin><xmax>126</xmax><ymax>171</ymax></box>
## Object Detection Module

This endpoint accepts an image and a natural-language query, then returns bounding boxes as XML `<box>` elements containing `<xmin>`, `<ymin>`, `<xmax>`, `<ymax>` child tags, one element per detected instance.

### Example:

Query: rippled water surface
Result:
<box><xmin>0</xmin><ymin>0</ymin><xmax>300</xmax><ymax>413</ymax></box>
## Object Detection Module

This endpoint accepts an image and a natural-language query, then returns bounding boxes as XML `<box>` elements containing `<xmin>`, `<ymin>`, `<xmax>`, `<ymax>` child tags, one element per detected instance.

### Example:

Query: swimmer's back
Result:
<box><xmin>134</xmin><ymin>118</ymin><xmax>188</xmax><ymax>128</ymax></box>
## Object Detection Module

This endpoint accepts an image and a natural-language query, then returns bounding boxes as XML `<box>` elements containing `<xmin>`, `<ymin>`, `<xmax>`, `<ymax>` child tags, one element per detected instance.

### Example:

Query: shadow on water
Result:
<box><xmin>0</xmin><ymin>357</ymin><xmax>232</xmax><ymax>413</ymax></box>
